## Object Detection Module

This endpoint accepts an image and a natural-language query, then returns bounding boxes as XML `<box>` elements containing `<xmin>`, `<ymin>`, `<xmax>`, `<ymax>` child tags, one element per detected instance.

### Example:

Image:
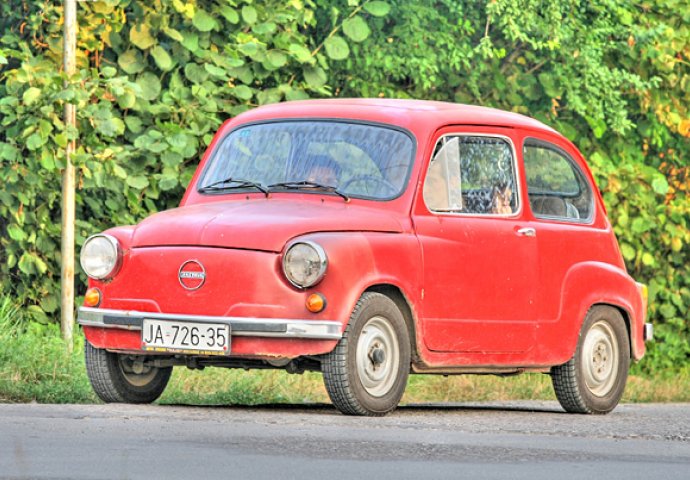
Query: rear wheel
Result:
<box><xmin>551</xmin><ymin>306</ymin><xmax>630</xmax><ymax>414</ymax></box>
<box><xmin>322</xmin><ymin>292</ymin><xmax>411</xmax><ymax>416</ymax></box>
<box><xmin>85</xmin><ymin>342</ymin><xmax>172</xmax><ymax>403</ymax></box>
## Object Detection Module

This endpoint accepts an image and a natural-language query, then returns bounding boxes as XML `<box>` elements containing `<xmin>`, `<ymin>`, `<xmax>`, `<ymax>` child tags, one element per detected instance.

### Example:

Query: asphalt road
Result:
<box><xmin>1</xmin><ymin>401</ymin><xmax>688</xmax><ymax>480</ymax></box>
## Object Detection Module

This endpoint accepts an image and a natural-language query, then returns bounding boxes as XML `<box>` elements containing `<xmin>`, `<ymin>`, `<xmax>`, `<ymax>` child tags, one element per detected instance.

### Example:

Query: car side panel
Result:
<box><xmin>515</xmin><ymin>130</ymin><xmax>645</xmax><ymax>363</ymax></box>
<box><xmin>527</xmin><ymin>221</ymin><xmax>647</xmax><ymax>362</ymax></box>
<box><xmin>302</xmin><ymin>231</ymin><xmax>547</xmax><ymax>368</ymax></box>
<box><xmin>406</xmin><ymin>263</ymin><xmax>645</xmax><ymax>370</ymax></box>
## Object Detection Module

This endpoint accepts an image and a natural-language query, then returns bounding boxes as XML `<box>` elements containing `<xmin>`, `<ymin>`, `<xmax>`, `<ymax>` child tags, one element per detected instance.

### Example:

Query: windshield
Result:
<box><xmin>198</xmin><ymin>121</ymin><xmax>415</xmax><ymax>200</ymax></box>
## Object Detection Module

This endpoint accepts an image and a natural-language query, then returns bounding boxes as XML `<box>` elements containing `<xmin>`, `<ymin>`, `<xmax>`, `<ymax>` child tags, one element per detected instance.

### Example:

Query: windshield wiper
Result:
<box><xmin>268</xmin><ymin>181</ymin><xmax>350</xmax><ymax>202</ymax></box>
<box><xmin>198</xmin><ymin>177</ymin><xmax>269</xmax><ymax>197</ymax></box>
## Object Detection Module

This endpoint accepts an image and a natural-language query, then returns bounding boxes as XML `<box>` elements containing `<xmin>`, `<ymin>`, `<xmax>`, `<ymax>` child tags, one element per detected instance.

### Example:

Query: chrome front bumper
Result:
<box><xmin>644</xmin><ymin>322</ymin><xmax>653</xmax><ymax>342</ymax></box>
<box><xmin>77</xmin><ymin>307</ymin><xmax>342</xmax><ymax>340</ymax></box>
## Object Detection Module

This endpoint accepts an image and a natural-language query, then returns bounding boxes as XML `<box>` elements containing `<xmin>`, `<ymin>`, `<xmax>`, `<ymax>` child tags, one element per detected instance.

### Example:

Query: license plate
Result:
<box><xmin>142</xmin><ymin>319</ymin><xmax>231</xmax><ymax>355</ymax></box>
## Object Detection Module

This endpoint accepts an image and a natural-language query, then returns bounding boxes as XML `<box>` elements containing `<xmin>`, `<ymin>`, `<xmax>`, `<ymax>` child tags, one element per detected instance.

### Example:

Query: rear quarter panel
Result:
<box><xmin>515</xmin><ymin>129</ymin><xmax>646</xmax><ymax>363</ymax></box>
<box><xmin>544</xmin><ymin>261</ymin><xmax>648</xmax><ymax>363</ymax></box>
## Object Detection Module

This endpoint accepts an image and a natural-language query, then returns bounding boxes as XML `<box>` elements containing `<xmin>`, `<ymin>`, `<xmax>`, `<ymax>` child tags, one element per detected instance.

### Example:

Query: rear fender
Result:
<box><xmin>551</xmin><ymin>262</ymin><xmax>646</xmax><ymax>364</ymax></box>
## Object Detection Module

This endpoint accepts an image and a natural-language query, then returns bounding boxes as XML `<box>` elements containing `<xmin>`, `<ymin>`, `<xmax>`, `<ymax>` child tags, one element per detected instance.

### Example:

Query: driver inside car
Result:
<box><xmin>306</xmin><ymin>155</ymin><xmax>341</xmax><ymax>187</ymax></box>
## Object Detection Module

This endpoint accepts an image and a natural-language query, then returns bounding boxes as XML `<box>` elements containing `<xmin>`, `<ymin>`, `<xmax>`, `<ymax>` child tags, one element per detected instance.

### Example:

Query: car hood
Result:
<box><xmin>130</xmin><ymin>198</ymin><xmax>404</xmax><ymax>252</ymax></box>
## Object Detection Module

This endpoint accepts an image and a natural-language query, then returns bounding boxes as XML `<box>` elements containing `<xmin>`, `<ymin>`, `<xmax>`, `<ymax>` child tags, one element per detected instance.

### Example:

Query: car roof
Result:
<box><xmin>232</xmin><ymin>98</ymin><xmax>558</xmax><ymax>135</ymax></box>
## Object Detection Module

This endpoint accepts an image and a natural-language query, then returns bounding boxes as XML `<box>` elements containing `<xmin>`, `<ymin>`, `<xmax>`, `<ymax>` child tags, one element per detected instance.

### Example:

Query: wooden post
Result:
<box><xmin>61</xmin><ymin>0</ymin><xmax>77</xmax><ymax>349</ymax></box>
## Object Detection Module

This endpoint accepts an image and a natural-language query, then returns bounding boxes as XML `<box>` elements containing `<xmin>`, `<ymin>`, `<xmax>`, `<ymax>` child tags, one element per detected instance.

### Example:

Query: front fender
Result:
<box><xmin>288</xmin><ymin>232</ymin><xmax>423</xmax><ymax>333</ymax></box>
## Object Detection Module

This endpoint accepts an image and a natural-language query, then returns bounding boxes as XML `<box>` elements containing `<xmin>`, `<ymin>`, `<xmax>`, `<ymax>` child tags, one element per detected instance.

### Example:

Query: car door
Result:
<box><xmin>522</xmin><ymin>137</ymin><xmax>601</xmax><ymax>328</ymax></box>
<box><xmin>413</xmin><ymin>127</ymin><xmax>538</xmax><ymax>354</ymax></box>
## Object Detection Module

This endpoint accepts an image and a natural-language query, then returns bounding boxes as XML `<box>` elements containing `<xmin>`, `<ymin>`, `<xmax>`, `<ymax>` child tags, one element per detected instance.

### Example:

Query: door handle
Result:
<box><xmin>516</xmin><ymin>227</ymin><xmax>536</xmax><ymax>237</ymax></box>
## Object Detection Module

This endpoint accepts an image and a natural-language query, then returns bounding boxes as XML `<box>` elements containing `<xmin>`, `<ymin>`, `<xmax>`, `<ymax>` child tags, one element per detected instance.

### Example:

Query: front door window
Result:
<box><xmin>423</xmin><ymin>136</ymin><xmax>518</xmax><ymax>215</ymax></box>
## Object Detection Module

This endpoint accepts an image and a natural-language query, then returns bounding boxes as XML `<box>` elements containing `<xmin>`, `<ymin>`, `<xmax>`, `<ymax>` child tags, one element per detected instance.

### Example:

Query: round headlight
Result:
<box><xmin>80</xmin><ymin>234</ymin><xmax>122</xmax><ymax>280</ymax></box>
<box><xmin>282</xmin><ymin>241</ymin><xmax>327</xmax><ymax>289</ymax></box>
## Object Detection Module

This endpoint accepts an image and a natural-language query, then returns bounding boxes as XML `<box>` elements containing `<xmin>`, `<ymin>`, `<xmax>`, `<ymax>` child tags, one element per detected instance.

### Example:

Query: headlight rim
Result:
<box><xmin>282</xmin><ymin>240</ymin><xmax>328</xmax><ymax>289</ymax></box>
<box><xmin>80</xmin><ymin>233</ymin><xmax>123</xmax><ymax>280</ymax></box>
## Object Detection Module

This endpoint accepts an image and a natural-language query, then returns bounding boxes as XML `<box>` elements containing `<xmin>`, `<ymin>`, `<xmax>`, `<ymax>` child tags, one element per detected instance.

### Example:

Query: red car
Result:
<box><xmin>78</xmin><ymin>99</ymin><xmax>652</xmax><ymax>416</ymax></box>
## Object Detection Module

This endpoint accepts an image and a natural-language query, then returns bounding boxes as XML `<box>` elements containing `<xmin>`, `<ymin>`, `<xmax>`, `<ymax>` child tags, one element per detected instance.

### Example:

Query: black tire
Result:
<box><xmin>85</xmin><ymin>341</ymin><xmax>172</xmax><ymax>404</ymax></box>
<box><xmin>322</xmin><ymin>292</ymin><xmax>411</xmax><ymax>416</ymax></box>
<box><xmin>551</xmin><ymin>306</ymin><xmax>630</xmax><ymax>414</ymax></box>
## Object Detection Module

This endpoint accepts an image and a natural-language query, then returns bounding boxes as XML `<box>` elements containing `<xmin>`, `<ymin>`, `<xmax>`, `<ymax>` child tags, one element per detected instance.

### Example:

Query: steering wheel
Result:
<box><xmin>341</xmin><ymin>175</ymin><xmax>398</xmax><ymax>197</ymax></box>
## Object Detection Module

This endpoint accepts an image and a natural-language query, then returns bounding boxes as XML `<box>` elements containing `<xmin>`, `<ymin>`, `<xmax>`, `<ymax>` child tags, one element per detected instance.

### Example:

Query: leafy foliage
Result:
<box><xmin>591</xmin><ymin>157</ymin><xmax>690</xmax><ymax>371</ymax></box>
<box><xmin>0</xmin><ymin>0</ymin><xmax>688</xmax><ymax>371</ymax></box>
<box><xmin>0</xmin><ymin>0</ymin><xmax>386</xmax><ymax>321</ymax></box>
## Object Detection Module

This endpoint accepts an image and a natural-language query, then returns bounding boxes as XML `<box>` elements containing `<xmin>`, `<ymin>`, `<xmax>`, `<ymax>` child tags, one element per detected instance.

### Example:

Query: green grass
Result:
<box><xmin>160</xmin><ymin>366</ymin><xmax>690</xmax><ymax>406</ymax></box>
<box><xmin>0</xmin><ymin>298</ymin><xmax>95</xmax><ymax>403</ymax></box>
<box><xmin>1</xmin><ymin>298</ymin><xmax>688</xmax><ymax>405</ymax></box>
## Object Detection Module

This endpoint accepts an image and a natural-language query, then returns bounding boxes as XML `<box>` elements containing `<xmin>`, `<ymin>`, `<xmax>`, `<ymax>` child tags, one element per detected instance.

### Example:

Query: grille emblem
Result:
<box><xmin>178</xmin><ymin>260</ymin><xmax>206</xmax><ymax>291</ymax></box>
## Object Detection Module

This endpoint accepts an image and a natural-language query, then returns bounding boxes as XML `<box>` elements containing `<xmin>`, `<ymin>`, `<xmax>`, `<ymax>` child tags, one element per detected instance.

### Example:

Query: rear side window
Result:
<box><xmin>523</xmin><ymin>140</ymin><xmax>593</xmax><ymax>221</ymax></box>
<box><xmin>423</xmin><ymin>135</ymin><xmax>518</xmax><ymax>215</ymax></box>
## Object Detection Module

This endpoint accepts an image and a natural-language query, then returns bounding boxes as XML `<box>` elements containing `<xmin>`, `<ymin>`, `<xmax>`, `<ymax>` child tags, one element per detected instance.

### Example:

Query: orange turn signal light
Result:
<box><xmin>306</xmin><ymin>293</ymin><xmax>326</xmax><ymax>313</ymax></box>
<box><xmin>84</xmin><ymin>288</ymin><xmax>101</xmax><ymax>307</ymax></box>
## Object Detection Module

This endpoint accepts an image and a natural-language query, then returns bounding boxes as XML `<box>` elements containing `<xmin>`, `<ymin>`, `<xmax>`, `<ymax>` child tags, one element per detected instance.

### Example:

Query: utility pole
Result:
<box><xmin>61</xmin><ymin>0</ymin><xmax>77</xmax><ymax>349</ymax></box>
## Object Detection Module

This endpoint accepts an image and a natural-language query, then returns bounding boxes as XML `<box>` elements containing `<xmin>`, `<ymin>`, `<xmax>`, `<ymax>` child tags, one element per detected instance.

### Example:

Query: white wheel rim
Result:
<box><xmin>581</xmin><ymin>320</ymin><xmax>619</xmax><ymax>397</ymax></box>
<box><xmin>118</xmin><ymin>356</ymin><xmax>157</xmax><ymax>387</ymax></box>
<box><xmin>356</xmin><ymin>316</ymin><xmax>400</xmax><ymax>397</ymax></box>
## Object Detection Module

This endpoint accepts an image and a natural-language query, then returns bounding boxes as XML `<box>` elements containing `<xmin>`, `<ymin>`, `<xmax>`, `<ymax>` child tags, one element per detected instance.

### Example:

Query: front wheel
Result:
<box><xmin>85</xmin><ymin>342</ymin><xmax>172</xmax><ymax>404</ymax></box>
<box><xmin>322</xmin><ymin>292</ymin><xmax>411</xmax><ymax>416</ymax></box>
<box><xmin>551</xmin><ymin>306</ymin><xmax>630</xmax><ymax>414</ymax></box>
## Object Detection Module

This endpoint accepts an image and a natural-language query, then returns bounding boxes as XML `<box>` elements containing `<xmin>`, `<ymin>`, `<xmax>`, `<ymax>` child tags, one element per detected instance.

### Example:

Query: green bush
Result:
<box><xmin>591</xmin><ymin>158</ymin><xmax>690</xmax><ymax>371</ymax></box>
<box><xmin>0</xmin><ymin>0</ymin><xmax>390</xmax><ymax>318</ymax></box>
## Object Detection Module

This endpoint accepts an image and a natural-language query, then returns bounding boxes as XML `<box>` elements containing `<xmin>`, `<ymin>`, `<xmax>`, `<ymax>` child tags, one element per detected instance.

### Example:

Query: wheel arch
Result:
<box><xmin>557</xmin><ymin>261</ymin><xmax>647</xmax><ymax>363</ymax></box>
<box><xmin>592</xmin><ymin>302</ymin><xmax>633</xmax><ymax>360</ymax></box>
<box><xmin>364</xmin><ymin>283</ymin><xmax>420</xmax><ymax>365</ymax></box>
